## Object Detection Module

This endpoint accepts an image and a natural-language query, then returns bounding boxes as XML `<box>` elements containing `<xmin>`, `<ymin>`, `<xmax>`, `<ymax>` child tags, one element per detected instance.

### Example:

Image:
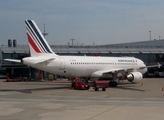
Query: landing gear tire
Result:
<box><xmin>102</xmin><ymin>88</ymin><xmax>106</xmax><ymax>91</ymax></box>
<box><xmin>85</xmin><ymin>79</ymin><xmax>88</xmax><ymax>84</ymax></box>
<box><xmin>109</xmin><ymin>81</ymin><xmax>117</xmax><ymax>87</ymax></box>
<box><xmin>95</xmin><ymin>88</ymin><xmax>99</xmax><ymax>91</ymax></box>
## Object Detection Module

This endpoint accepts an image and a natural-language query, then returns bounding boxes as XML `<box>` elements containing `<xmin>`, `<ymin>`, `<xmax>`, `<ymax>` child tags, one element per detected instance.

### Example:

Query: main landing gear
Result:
<box><xmin>109</xmin><ymin>73</ymin><xmax>118</xmax><ymax>87</ymax></box>
<box><xmin>109</xmin><ymin>81</ymin><xmax>117</xmax><ymax>87</ymax></box>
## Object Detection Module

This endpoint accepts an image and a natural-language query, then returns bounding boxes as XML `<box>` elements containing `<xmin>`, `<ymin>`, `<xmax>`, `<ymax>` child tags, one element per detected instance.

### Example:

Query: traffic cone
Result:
<box><xmin>141</xmin><ymin>82</ymin><xmax>143</xmax><ymax>86</ymax></box>
<box><xmin>162</xmin><ymin>87</ymin><xmax>164</xmax><ymax>91</ymax></box>
<box><xmin>26</xmin><ymin>80</ymin><xmax>28</xmax><ymax>84</ymax></box>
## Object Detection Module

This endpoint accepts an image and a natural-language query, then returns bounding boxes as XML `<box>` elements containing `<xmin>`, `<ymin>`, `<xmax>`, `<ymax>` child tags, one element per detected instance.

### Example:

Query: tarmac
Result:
<box><xmin>0</xmin><ymin>78</ymin><xmax>164</xmax><ymax>120</ymax></box>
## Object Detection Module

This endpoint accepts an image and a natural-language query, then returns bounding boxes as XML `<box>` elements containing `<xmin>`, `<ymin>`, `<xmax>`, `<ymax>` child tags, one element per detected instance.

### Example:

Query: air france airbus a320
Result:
<box><xmin>4</xmin><ymin>20</ymin><xmax>161</xmax><ymax>87</ymax></box>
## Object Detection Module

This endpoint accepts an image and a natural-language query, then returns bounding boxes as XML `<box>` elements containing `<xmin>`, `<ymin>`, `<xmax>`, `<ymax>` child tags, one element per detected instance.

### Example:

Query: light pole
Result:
<box><xmin>42</xmin><ymin>23</ymin><xmax>49</xmax><ymax>80</ymax></box>
<box><xmin>149</xmin><ymin>31</ymin><xmax>151</xmax><ymax>41</ymax></box>
<box><xmin>70</xmin><ymin>38</ymin><xmax>75</xmax><ymax>46</ymax></box>
<box><xmin>42</xmin><ymin>23</ymin><xmax>49</xmax><ymax>38</ymax></box>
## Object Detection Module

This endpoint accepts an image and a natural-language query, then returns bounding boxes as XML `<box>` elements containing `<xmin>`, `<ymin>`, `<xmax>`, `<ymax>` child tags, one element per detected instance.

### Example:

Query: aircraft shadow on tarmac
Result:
<box><xmin>112</xmin><ymin>86</ymin><xmax>145</xmax><ymax>92</ymax></box>
<box><xmin>113</xmin><ymin>82</ymin><xmax>145</xmax><ymax>92</ymax></box>
<box><xmin>0</xmin><ymin>86</ymin><xmax>72</xmax><ymax>93</ymax></box>
<box><xmin>0</xmin><ymin>82</ymin><xmax>145</xmax><ymax>93</ymax></box>
<box><xmin>0</xmin><ymin>86</ymin><xmax>145</xmax><ymax>93</ymax></box>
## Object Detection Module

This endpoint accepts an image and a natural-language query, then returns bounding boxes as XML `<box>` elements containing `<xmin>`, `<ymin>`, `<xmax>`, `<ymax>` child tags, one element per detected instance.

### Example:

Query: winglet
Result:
<box><xmin>140</xmin><ymin>62</ymin><xmax>162</xmax><ymax>69</ymax></box>
<box><xmin>157</xmin><ymin>62</ymin><xmax>161</xmax><ymax>68</ymax></box>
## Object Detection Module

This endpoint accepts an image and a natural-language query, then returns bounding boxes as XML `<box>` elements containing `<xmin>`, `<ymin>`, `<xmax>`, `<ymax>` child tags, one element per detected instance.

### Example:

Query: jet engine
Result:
<box><xmin>127</xmin><ymin>72</ymin><xmax>143</xmax><ymax>83</ymax></box>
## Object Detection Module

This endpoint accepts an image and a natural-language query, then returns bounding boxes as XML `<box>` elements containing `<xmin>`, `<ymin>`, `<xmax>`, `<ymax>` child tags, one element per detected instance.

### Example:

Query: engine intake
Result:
<box><xmin>127</xmin><ymin>72</ymin><xmax>143</xmax><ymax>83</ymax></box>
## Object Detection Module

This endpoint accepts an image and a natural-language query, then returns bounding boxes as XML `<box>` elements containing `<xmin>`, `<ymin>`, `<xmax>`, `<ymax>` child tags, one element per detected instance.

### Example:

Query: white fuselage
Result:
<box><xmin>22</xmin><ymin>55</ymin><xmax>147</xmax><ymax>78</ymax></box>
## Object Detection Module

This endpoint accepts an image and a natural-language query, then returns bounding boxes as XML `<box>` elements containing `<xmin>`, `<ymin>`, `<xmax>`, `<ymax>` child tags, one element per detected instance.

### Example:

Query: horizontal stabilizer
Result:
<box><xmin>4</xmin><ymin>59</ymin><xmax>21</xmax><ymax>63</ymax></box>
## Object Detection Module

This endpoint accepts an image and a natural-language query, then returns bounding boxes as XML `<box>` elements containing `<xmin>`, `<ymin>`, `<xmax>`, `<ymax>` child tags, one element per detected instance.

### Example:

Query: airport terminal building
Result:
<box><xmin>0</xmin><ymin>39</ymin><xmax>164</xmax><ymax>79</ymax></box>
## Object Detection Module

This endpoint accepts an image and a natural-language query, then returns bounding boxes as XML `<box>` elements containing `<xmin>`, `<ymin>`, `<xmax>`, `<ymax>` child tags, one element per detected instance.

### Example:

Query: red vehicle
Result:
<box><xmin>93</xmin><ymin>80</ymin><xmax>109</xmax><ymax>91</ymax></box>
<box><xmin>71</xmin><ymin>78</ymin><xmax>90</xmax><ymax>90</ymax></box>
<box><xmin>6</xmin><ymin>76</ymin><xmax>22</xmax><ymax>82</ymax></box>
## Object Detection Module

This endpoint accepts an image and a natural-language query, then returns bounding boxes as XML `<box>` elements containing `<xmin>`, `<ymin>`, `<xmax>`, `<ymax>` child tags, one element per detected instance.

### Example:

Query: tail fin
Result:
<box><xmin>25</xmin><ymin>19</ymin><xmax>57</xmax><ymax>57</ymax></box>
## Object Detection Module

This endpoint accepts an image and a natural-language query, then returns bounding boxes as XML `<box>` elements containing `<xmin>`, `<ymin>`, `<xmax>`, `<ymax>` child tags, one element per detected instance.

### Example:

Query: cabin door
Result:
<box><xmin>59</xmin><ymin>58</ymin><xmax>65</xmax><ymax>70</ymax></box>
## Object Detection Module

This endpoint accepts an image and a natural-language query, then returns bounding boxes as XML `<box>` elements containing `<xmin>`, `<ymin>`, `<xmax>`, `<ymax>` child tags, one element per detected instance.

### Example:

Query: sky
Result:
<box><xmin>0</xmin><ymin>0</ymin><xmax>164</xmax><ymax>45</ymax></box>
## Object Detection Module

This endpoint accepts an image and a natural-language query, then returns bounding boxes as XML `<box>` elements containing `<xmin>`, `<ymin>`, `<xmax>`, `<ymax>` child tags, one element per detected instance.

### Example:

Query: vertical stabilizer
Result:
<box><xmin>25</xmin><ymin>20</ymin><xmax>57</xmax><ymax>57</ymax></box>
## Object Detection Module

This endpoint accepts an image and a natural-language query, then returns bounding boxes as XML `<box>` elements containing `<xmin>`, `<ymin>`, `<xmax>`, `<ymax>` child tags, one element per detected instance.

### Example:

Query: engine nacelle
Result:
<box><xmin>127</xmin><ymin>72</ymin><xmax>143</xmax><ymax>83</ymax></box>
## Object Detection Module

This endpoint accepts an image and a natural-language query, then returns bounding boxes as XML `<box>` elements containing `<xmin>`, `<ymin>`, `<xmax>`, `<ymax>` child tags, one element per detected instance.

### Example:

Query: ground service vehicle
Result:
<box><xmin>71</xmin><ymin>78</ymin><xmax>90</xmax><ymax>90</ymax></box>
<box><xmin>93</xmin><ymin>80</ymin><xmax>109</xmax><ymax>91</ymax></box>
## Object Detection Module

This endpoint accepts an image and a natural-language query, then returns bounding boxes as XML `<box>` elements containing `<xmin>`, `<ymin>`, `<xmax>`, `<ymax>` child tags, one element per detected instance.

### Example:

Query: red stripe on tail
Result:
<box><xmin>27</xmin><ymin>33</ymin><xmax>41</xmax><ymax>53</ymax></box>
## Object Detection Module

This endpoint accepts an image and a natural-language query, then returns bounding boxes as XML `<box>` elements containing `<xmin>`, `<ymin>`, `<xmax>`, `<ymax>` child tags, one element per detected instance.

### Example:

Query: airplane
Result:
<box><xmin>4</xmin><ymin>20</ymin><xmax>161</xmax><ymax>87</ymax></box>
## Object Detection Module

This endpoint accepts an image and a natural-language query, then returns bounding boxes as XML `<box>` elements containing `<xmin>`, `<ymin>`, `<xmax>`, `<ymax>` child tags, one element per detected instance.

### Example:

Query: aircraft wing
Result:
<box><xmin>4</xmin><ymin>59</ymin><xmax>21</xmax><ymax>63</ymax></box>
<box><xmin>91</xmin><ymin>63</ymin><xmax>161</xmax><ymax>77</ymax></box>
<box><xmin>91</xmin><ymin>68</ymin><xmax>133</xmax><ymax>77</ymax></box>
<box><xmin>139</xmin><ymin>62</ymin><xmax>161</xmax><ymax>69</ymax></box>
